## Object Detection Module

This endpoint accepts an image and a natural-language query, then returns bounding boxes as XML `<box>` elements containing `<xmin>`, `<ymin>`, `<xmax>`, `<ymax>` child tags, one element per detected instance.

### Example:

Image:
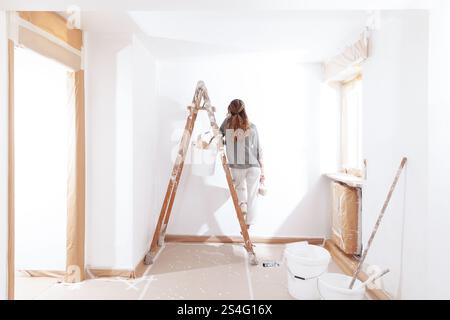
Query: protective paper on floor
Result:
<box><xmin>26</xmin><ymin>244</ymin><xmax>349</xmax><ymax>300</ymax></box>
<box><xmin>331</xmin><ymin>182</ymin><xmax>361</xmax><ymax>255</ymax></box>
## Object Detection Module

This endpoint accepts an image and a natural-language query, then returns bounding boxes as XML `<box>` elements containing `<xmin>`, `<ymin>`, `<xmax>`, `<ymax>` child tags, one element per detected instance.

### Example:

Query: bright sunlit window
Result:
<box><xmin>340</xmin><ymin>76</ymin><xmax>362</xmax><ymax>174</ymax></box>
<box><xmin>15</xmin><ymin>47</ymin><xmax>70</xmax><ymax>270</ymax></box>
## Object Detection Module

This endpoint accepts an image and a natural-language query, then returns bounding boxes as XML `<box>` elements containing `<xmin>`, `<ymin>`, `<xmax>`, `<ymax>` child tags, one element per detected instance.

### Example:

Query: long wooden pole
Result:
<box><xmin>349</xmin><ymin>157</ymin><xmax>407</xmax><ymax>289</ymax></box>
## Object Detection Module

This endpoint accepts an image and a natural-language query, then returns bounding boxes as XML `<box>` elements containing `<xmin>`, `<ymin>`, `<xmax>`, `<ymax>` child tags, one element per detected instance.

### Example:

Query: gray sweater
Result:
<box><xmin>219</xmin><ymin>120</ymin><xmax>263</xmax><ymax>169</ymax></box>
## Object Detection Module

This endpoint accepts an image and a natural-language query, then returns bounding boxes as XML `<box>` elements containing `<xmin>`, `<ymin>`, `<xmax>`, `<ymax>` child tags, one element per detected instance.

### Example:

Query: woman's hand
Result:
<box><xmin>259</xmin><ymin>160</ymin><xmax>265</xmax><ymax>183</ymax></box>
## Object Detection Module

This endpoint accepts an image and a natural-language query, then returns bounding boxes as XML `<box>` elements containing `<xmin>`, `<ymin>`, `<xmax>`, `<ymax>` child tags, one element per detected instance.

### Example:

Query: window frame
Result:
<box><xmin>340</xmin><ymin>74</ymin><xmax>363</xmax><ymax>176</ymax></box>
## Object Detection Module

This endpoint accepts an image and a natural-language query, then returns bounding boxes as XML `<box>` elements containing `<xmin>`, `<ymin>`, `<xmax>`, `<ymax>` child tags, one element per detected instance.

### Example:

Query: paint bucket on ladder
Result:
<box><xmin>284</xmin><ymin>242</ymin><xmax>331</xmax><ymax>300</ymax></box>
<box><xmin>191</xmin><ymin>132</ymin><xmax>218</xmax><ymax>176</ymax></box>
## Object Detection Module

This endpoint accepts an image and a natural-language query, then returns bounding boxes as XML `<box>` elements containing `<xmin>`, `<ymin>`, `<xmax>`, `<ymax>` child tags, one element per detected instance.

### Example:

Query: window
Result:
<box><xmin>340</xmin><ymin>76</ymin><xmax>362</xmax><ymax>175</ymax></box>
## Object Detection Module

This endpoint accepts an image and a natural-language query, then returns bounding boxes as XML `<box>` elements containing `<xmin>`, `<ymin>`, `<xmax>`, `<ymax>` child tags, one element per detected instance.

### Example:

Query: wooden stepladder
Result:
<box><xmin>144</xmin><ymin>81</ymin><xmax>258</xmax><ymax>266</ymax></box>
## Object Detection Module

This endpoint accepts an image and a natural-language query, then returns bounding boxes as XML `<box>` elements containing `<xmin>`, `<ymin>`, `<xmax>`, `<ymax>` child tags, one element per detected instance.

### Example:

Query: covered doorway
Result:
<box><xmin>14</xmin><ymin>46</ymin><xmax>70</xmax><ymax>299</ymax></box>
<box><xmin>5</xmin><ymin>11</ymin><xmax>85</xmax><ymax>300</ymax></box>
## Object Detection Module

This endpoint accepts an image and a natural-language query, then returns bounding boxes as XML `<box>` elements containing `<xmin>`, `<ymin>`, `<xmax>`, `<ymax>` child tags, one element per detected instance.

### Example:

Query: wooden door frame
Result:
<box><xmin>7</xmin><ymin>11</ymin><xmax>85</xmax><ymax>300</ymax></box>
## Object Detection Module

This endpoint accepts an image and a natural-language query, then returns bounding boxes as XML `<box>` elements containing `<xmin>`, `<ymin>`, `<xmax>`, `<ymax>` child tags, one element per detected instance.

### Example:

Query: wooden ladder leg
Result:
<box><xmin>158</xmin><ymin>111</ymin><xmax>198</xmax><ymax>247</ymax></box>
<box><xmin>144</xmin><ymin>177</ymin><xmax>176</xmax><ymax>265</ymax></box>
<box><xmin>222</xmin><ymin>156</ymin><xmax>257</xmax><ymax>265</ymax></box>
<box><xmin>152</xmin><ymin>88</ymin><xmax>204</xmax><ymax>250</ymax></box>
<box><xmin>144</xmin><ymin>109</ymin><xmax>198</xmax><ymax>265</ymax></box>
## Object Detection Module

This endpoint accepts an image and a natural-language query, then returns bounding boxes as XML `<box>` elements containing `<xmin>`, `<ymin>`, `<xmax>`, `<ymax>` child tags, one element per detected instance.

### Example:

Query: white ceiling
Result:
<box><xmin>82</xmin><ymin>10</ymin><xmax>369</xmax><ymax>62</ymax></box>
<box><xmin>6</xmin><ymin>0</ymin><xmax>435</xmax><ymax>62</ymax></box>
<box><xmin>2</xmin><ymin>0</ymin><xmax>437</xmax><ymax>11</ymax></box>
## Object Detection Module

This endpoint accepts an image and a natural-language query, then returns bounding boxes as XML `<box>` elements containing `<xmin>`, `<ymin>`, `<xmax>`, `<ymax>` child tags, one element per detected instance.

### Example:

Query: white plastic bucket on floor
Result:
<box><xmin>318</xmin><ymin>273</ymin><xmax>365</xmax><ymax>300</ymax></box>
<box><xmin>287</xmin><ymin>269</ymin><xmax>322</xmax><ymax>300</ymax></box>
<box><xmin>285</xmin><ymin>242</ymin><xmax>331</xmax><ymax>300</ymax></box>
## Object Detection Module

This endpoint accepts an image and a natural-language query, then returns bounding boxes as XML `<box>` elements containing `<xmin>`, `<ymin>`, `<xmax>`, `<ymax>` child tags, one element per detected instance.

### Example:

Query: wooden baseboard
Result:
<box><xmin>324</xmin><ymin>240</ymin><xmax>392</xmax><ymax>300</ymax></box>
<box><xmin>87</xmin><ymin>269</ymin><xmax>135</xmax><ymax>279</ymax></box>
<box><xmin>88</xmin><ymin>253</ymin><xmax>152</xmax><ymax>279</ymax></box>
<box><xmin>165</xmin><ymin>234</ymin><xmax>324</xmax><ymax>245</ymax></box>
<box><xmin>18</xmin><ymin>270</ymin><xmax>65</xmax><ymax>278</ymax></box>
<box><xmin>20</xmin><ymin>268</ymin><xmax>137</xmax><ymax>279</ymax></box>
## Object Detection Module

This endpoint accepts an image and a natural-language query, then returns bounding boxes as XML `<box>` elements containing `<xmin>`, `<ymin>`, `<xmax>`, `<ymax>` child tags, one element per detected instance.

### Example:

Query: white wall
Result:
<box><xmin>155</xmin><ymin>55</ymin><xmax>340</xmax><ymax>238</ymax></box>
<box><xmin>85</xmin><ymin>32</ymin><xmax>130</xmax><ymax>269</ymax></box>
<box><xmin>427</xmin><ymin>0</ymin><xmax>450</xmax><ymax>299</ymax></box>
<box><xmin>85</xmin><ymin>32</ymin><xmax>158</xmax><ymax>269</ymax></box>
<box><xmin>114</xmin><ymin>43</ymin><xmax>134</xmax><ymax>268</ymax></box>
<box><xmin>361</xmin><ymin>11</ymin><xmax>429</xmax><ymax>299</ymax></box>
<box><xmin>131</xmin><ymin>36</ymin><xmax>159</xmax><ymax>267</ymax></box>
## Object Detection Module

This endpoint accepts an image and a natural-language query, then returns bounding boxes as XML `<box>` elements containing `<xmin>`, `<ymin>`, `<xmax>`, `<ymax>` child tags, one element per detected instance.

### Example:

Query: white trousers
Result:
<box><xmin>231</xmin><ymin>167</ymin><xmax>261</xmax><ymax>225</ymax></box>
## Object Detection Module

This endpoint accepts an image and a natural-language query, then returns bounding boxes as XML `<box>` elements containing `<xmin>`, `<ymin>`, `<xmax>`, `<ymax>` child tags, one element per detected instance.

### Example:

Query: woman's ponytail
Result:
<box><xmin>226</xmin><ymin>99</ymin><xmax>250</xmax><ymax>139</ymax></box>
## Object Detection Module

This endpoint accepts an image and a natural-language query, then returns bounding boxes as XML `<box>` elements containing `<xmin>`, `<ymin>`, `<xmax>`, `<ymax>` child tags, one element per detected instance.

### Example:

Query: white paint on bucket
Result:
<box><xmin>191</xmin><ymin>141</ymin><xmax>218</xmax><ymax>176</ymax></box>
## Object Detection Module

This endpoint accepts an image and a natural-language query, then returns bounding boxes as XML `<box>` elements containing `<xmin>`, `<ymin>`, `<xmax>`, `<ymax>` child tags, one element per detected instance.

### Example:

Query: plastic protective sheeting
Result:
<box><xmin>65</xmin><ymin>70</ymin><xmax>85</xmax><ymax>283</ymax></box>
<box><xmin>331</xmin><ymin>182</ymin><xmax>362</xmax><ymax>255</ymax></box>
<box><xmin>4</xmin><ymin>11</ymin><xmax>85</xmax><ymax>297</ymax></box>
<box><xmin>18</xmin><ymin>26</ymin><xmax>81</xmax><ymax>71</ymax></box>
<box><xmin>8</xmin><ymin>12</ymin><xmax>82</xmax><ymax>71</ymax></box>
<box><xmin>18</xmin><ymin>12</ymin><xmax>82</xmax><ymax>50</ymax></box>
<box><xmin>323</xmin><ymin>33</ymin><xmax>369</xmax><ymax>82</ymax></box>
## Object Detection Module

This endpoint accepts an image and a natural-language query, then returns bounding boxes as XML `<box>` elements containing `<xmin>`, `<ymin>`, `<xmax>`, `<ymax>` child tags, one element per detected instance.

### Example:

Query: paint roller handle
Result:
<box><xmin>355</xmin><ymin>269</ymin><xmax>390</xmax><ymax>290</ymax></box>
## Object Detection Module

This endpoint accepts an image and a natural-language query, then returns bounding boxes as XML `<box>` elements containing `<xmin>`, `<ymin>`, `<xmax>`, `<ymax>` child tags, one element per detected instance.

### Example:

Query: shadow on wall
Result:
<box><xmin>274</xmin><ymin>176</ymin><xmax>332</xmax><ymax>238</ymax></box>
<box><xmin>152</xmin><ymin>96</ymin><xmax>195</xmax><ymax>224</ymax></box>
<box><xmin>153</xmin><ymin>95</ymin><xmax>186</xmax><ymax>197</ymax></box>
<box><xmin>172</xmin><ymin>173</ymin><xmax>230</xmax><ymax>235</ymax></box>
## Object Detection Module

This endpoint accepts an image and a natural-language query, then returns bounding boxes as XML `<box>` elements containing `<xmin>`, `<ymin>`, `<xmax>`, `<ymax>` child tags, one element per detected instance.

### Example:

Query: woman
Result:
<box><xmin>220</xmin><ymin>99</ymin><xmax>265</xmax><ymax>229</ymax></box>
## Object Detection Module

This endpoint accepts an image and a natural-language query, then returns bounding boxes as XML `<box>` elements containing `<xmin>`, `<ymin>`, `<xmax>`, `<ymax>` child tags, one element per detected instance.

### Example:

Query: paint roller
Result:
<box><xmin>354</xmin><ymin>268</ymin><xmax>390</xmax><ymax>290</ymax></box>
